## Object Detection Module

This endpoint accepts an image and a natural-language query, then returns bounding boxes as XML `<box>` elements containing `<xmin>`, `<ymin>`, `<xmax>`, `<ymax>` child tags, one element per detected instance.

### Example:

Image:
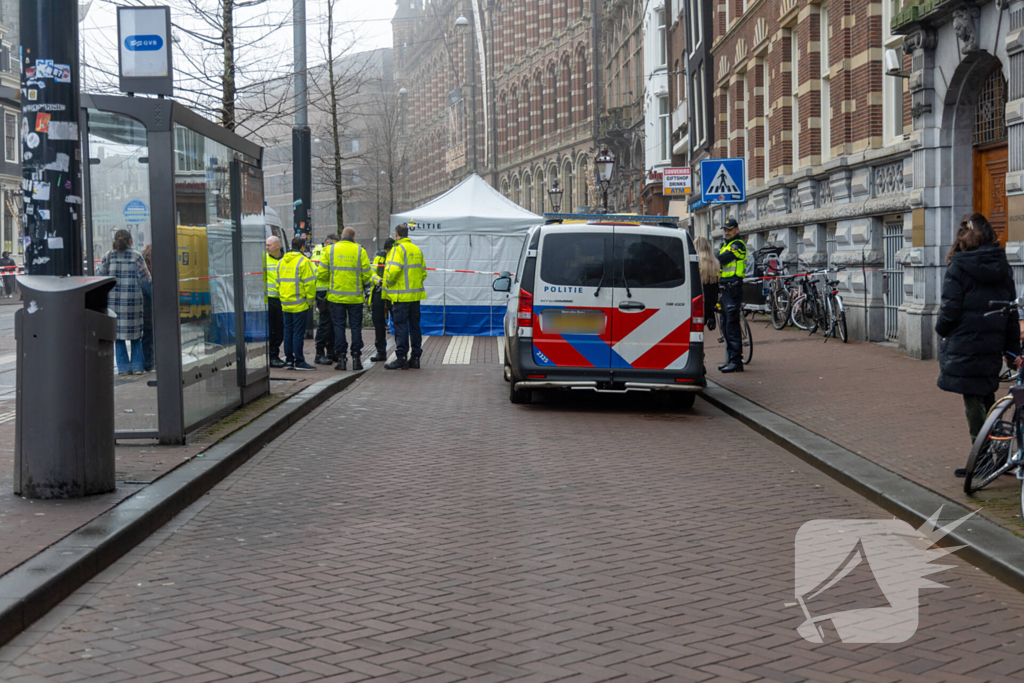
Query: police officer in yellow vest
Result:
<box><xmin>312</xmin><ymin>234</ymin><xmax>338</xmax><ymax>365</ymax></box>
<box><xmin>384</xmin><ymin>223</ymin><xmax>427</xmax><ymax>370</ymax></box>
<box><xmin>318</xmin><ymin>226</ymin><xmax>373</xmax><ymax>372</ymax></box>
<box><xmin>264</xmin><ymin>235</ymin><xmax>286</xmax><ymax>368</ymax></box>
<box><xmin>278</xmin><ymin>236</ymin><xmax>318</xmax><ymax>370</ymax></box>
<box><xmin>369</xmin><ymin>237</ymin><xmax>396</xmax><ymax>362</ymax></box>
<box><xmin>717</xmin><ymin>218</ymin><xmax>747</xmax><ymax>373</ymax></box>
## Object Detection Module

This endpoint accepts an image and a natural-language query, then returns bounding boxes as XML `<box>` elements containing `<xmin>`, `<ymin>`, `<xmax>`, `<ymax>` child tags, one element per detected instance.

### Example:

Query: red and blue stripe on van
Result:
<box><xmin>531</xmin><ymin>305</ymin><xmax>695</xmax><ymax>370</ymax></box>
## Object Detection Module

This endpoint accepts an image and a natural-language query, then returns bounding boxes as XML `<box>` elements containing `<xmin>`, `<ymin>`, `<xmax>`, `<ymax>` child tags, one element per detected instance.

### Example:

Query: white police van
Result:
<box><xmin>493</xmin><ymin>214</ymin><xmax>705</xmax><ymax>405</ymax></box>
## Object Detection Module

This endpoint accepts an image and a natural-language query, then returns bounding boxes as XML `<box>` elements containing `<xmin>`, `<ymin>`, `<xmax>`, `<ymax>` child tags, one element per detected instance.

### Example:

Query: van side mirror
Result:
<box><xmin>492</xmin><ymin>276</ymin><xmax>512</xmax><ymax>293</ymax></box>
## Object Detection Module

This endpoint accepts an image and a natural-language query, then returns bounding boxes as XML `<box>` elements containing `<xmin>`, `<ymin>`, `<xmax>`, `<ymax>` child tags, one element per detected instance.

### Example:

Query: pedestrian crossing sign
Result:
<box><xmin>699</xmin><ymin>158</ymin><xmax>746</xmax><ymax>204</ymax></box>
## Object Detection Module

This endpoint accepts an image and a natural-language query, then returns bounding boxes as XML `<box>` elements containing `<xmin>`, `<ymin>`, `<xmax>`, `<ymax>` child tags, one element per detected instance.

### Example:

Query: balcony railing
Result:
<box><xmin>890</xmin><ymin>0</ymin><xmax>967</xmax><ymax>32</ymax></box>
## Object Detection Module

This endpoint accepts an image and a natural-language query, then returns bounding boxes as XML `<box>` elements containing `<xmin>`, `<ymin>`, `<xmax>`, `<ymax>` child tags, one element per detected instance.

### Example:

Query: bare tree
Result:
<box><xmin>362</xmin><ymin>77</ymin><xmax>410</xmax><ymax>245</ymax></box>
<box><xmin>308</xmin><ymin>0</ymin><xmax>367</xmax><ymax>234</ymax></box>
<box><xmin>85</xmin><ymin>0</ymin><xmax>299</xmax><ymax>141</ymax></box>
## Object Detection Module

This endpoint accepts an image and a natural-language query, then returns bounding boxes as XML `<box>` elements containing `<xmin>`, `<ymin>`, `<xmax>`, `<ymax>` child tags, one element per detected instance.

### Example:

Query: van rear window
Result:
<box><xmin>540</xmin><ymin>233</ymin><xmax>607</xmax><ymax>287</ymax></box>
<box><xmin>614</xmin><ymin>234</ymin><xmax>687</xmax><ymax>289</ymax></box>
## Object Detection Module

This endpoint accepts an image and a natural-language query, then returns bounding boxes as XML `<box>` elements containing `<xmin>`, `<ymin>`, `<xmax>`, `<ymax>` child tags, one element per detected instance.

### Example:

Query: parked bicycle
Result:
<box><xmin>715</xmin><ymin>302</ymin><xmax>753</xmax><ymax>366</ymax></box>
<box><xmin>962</xmin><ymin>298</ymin><xmax>1024</xmax><ymax>523</ymax></box>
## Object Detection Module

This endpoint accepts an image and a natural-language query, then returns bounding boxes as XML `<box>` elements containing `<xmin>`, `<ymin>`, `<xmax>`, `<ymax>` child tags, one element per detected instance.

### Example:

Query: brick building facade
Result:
<box><xmin>688</xmin><ymin>0</ymin><xmax>919</xmax><ymax>350</ymax></box>
<box><xmin>393</xmin><ymin>0</ymin><xmax>602</xmax><ymax>215</ymax></box>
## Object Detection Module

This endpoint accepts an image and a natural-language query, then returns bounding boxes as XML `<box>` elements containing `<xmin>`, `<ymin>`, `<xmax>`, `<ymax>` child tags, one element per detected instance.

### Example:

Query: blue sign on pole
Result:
<box><xmin>699</xmin><ymin>158</ymin><xmax>746</xmax><ymax>204</ymax></box>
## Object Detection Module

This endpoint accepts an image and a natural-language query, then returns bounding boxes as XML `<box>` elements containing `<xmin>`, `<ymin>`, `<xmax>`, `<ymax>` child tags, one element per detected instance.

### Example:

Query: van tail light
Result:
<box><xmin>691</xmin><ymin>294</ymin><xmax>704</xmax><ymax>332</ymax></box>
<box><xmin>517</xmin><ymin>289</ymin><xmax>534</xmax><ymax>327</ymax></box>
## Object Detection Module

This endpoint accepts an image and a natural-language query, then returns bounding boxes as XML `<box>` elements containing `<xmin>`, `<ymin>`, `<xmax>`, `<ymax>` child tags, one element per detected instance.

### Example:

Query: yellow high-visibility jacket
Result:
<box><xmin>384</xmin><ymin>238</ymin><xmax>427</xmax><ymax>302</ymax></box>
<box><xmin>317</xmin><ymin>240</ymin><xmax>373</xmax><ymax>304</ymax></box>
<box><xmin>277</xmin><ymin>251</ymin><xmax>316</xmax><ymax>313</ymax></box>
<box><xmin>265</xmin><ymin>251</ymin><xmax>281</xmax><ymax>299</ymax></box>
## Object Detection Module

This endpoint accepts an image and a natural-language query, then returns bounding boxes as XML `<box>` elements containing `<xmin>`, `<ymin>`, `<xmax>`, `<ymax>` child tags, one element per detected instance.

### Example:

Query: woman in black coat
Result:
<box><xmin>936</xmin><ymin>213</ymin><xmax>1021</xmax><ymax>444</ymax></box>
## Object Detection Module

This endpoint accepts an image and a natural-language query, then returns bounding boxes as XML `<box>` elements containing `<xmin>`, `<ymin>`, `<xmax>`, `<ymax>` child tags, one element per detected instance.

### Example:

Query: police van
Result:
<box><xmin>492</xmin><ymin>214</ymin><xmax>705</xmax><ymax>406</ymax></box>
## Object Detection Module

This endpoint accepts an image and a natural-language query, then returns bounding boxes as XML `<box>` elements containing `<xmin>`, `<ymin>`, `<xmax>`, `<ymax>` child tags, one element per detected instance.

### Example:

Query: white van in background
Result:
<box><xmin>493</xmin><ymin>215</ymin><xmax>705</xmax><ymax>406</ymax></box>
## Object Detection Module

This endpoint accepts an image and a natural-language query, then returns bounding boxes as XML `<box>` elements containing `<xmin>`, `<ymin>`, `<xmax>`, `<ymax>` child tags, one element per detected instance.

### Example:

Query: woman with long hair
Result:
<box><xmin>936</xmin><ymin>213</ymin><xmax>1020</xmax><ymax>449</ymax></box>
<box><xmin>694</xmin><ymin>236</ymin><xmax>720</xmax><ymax>330</ymax></box>
<box><xmin>97</xmin><ymin>230</ymin><xmax>152</xmax><ymax>375</ymax></box>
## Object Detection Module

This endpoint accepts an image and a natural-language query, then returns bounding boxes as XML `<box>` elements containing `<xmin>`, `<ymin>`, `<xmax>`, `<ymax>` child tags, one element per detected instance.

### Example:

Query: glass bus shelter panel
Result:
<box><xmin>85</xmin><ymin>110</ymin><xmax>159</xmax><ymax>433</ymax></box>
<box><xmin>174</xmin><ymin>124</ymin><xmax>242</xmax><ymax>430</ymax></box>
<box><xmin>239</xmin><ymin>163</ymin><xmax>268</xmax><ymax>383</ymax></box>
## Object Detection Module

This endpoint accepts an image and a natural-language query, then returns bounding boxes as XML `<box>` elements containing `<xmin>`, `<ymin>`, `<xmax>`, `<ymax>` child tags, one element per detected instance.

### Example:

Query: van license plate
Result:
<box><xmin>541</xmin><ymin>309</ymin><xmax>606</xmax><ymax>335</ymax></box>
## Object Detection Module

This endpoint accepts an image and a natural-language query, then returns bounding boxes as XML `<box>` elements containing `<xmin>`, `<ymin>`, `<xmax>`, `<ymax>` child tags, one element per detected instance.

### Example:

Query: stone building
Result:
<box><xmin>688</xmin><ymin>0</ymin><xmax>921</xmax><ymax>351</ymax></box>
<box><xmin>891</xmin><ymin>0</ymin><xmax>1021</xmax><ymax>358</ymax></box>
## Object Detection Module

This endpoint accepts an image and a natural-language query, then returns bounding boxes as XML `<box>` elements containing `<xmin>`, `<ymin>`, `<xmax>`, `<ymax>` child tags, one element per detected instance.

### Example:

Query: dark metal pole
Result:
<box><xmin>20</xmin><ymin>0</ymin><xmax>84</xmax><ymax>276</ymax></box>
<box><xmin>292</xmin><ymin>0</ymin><xmax>311</xmax><ymax>243</ymax></box>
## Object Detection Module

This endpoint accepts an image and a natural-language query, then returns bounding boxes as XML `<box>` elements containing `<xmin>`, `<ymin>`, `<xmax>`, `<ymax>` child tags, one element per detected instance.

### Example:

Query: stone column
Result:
<box><xmin>1005</xmin><ymin>0</ymin><xmax>1024</xmax><ymax>287</ymax></box>
<box><xmin>902</xmin><ymin>27</ymin><xmax>943</xmax><ymax>358</ymax></box>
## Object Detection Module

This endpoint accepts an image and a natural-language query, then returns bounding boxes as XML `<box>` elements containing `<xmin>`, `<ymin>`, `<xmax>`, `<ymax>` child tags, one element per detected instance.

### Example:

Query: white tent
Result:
<box><xmin>390</xmin><ymin>174</ymin><xmax>542</xmax><ymax>336</ymax></box>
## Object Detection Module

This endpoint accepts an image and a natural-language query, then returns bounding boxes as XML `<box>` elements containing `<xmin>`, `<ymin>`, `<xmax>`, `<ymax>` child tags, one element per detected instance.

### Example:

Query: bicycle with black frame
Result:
<box><xmin>961</xmin><ymin>298</ymin><xmax>1024</xmax><ymax>522</ymax></box>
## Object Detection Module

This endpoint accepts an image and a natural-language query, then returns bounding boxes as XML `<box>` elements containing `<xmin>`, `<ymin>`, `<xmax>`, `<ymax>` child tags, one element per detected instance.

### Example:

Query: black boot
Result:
<box><xmin>352</xmin><ymin>356</ymin><xmax>363</xmax><ymax>371</ymax></box>
<box><xmin>385</xmin><ymin>358</ymin><xmax>409</xmax><ymax>370</ymax></box>
<box><xmin>334</xmin><ymin>357</ymin><xmax>347</xmax><ymax>371</ymax></box>
<box><xmin>370</xmin><ymin>352</ymin><xmax>385</xmax><ymax>362</ymax></box>
<box><xmin>270</xmin><ymin>357</ymin><xmax>286</xmax><ymax>368</ymax></box>
<box><xmin>314</xmin><ymin>353</ymin><xmax>331</xmax><ymax>365</ymax></box>
<box><xmin>720</xmin><ymin>362</ymin><xmax>744</xmax><ymax>373</ymax></box>
<box><xmin>408</xmin><ymin>357</ymin><xmax>420</xmax><ymax>369</ymax></box>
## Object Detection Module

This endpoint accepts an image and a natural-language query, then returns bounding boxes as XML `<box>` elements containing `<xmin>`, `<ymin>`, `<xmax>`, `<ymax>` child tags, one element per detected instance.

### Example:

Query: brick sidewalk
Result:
<box><xmin>708</xmin><ymin>322</ymin><xmax>1024</xmax><ymax>533</ymax></box>
<box><xmin>4</xmin><ymin>363</ymin><xmax>1024</xmax><ymax>681</ymax></box>
<box><xmin>0</xmin><ymin>334</ymin><xmax>375</xmax><ymax>579</ymax></box>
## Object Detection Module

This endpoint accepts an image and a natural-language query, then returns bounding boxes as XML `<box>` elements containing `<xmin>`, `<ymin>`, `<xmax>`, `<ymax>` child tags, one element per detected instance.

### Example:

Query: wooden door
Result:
<box><xmin>974</xmin><ymin>144</ymin><xmax>1008</xmax><ymax>245</ymax></box>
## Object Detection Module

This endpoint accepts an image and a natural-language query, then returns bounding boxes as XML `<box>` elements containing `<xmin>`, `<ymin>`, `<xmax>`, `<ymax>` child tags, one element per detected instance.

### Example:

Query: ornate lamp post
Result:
<box><xmin>594</xmin><ymin>148</ymin><xmax>615</xmax><ymax>213</ymax></box>
<box><xmin>547</xmin><ymin>179</ymin><xmax>564</xmax><ymax>213</ymax></box>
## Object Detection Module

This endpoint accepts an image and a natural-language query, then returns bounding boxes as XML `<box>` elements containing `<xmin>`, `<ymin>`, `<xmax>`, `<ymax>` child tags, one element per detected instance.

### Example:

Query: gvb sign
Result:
<box><xmin>699</xmin><ymin>158</ymin><xmax>746</xmax><ymax>204</ymax></box>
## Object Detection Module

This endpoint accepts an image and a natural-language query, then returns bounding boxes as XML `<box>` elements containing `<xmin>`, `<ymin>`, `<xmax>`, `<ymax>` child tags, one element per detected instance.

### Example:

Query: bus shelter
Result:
<box><xmin>81</xmin><ymin>95</ymin><xmax>269</xmax><ymax>444</ymax></box>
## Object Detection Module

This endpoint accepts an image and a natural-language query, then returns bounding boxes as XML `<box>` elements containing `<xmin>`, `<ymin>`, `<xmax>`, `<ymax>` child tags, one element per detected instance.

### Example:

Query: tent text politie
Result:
<box><xmin>390</xmin><ymin>174</ymin><xmax>542</xmax><ymax>336</ymax></box>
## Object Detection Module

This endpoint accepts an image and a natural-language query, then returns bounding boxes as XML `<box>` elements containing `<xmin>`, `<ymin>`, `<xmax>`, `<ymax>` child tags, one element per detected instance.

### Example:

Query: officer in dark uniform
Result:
<box><xmin>369</xmin><ymin>237</ymin><xmax>396</xmax><ymax>362</ymax></box>
<box><xmin>717</xmin><ymin>218</ymin><xmax>747</xmax><ymax>373</ymax></box>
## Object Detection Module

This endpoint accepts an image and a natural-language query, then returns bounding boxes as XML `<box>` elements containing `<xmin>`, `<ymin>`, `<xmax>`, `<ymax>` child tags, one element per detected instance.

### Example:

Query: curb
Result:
<box><xmin>0</xmin><ymin>371</ymin><xmax>365</xmax><ymax>648</ymax></box>
<box><xmin>700</xmin><ymin>381</ymin><xmax>1024</xmax><ymax>591</ymax></box>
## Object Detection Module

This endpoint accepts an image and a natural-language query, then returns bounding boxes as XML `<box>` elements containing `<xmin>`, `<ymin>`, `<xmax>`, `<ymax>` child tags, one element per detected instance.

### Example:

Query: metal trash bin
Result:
<box><xmin>14</xmin><ymin>275</ymin><xmax>117</xmax><ymax>499</ymax></box>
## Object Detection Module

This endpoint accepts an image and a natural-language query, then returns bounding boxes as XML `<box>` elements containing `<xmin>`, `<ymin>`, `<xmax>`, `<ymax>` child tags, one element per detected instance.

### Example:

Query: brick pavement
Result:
<box><xmin>707</xmin><ymin>323</ymin><xmax>1024</xmax><ymax>533</ymax></box>
<box><xmin>0</xmin><ymin>333</ymin><xmax>375</xmax><ymax>579</ymax></box>
<box><xmin>3</xmin><ymin>363</ymin><xmax>1024</xmax><ymax>681</ymax></box>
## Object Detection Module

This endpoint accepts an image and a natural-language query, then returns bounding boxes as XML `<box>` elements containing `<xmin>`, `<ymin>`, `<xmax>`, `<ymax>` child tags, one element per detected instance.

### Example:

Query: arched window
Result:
<box><xmin>509</xmin><ymin>88</ymin><xmax>519</xmax><ymax>152</ymax></box>
<box><xmin>523</xmin><ymin>172</ymin><xmax>533</xmax><ymax>210</ymax></box>
<box><xmin>576</xmin><ymin>51</ymin><xmax>589</xmax><ymax>121</ymax></box>
<box><xmin>533</xmin><ymin>71</ymin><xmax>544</xmax><ymax>140</ymax></box>
<box><xmin>545</xmin><ymin>63</ymin><xmax>558</xmax><ymax>136</ymax></box>
<box><xmin>561</xmin><ymin>159</ymin><xmax>574</xmax><ymax>211</ymax></box>
<box><xmin>497</xmin><ymin>93</ymin><xmax>508</xmax><ymax>158</ymax></box>
<box><xmin>576</xmin><ymin>156</ymin><xmax>589</xmax><ymax>209</ymax></box>
<box><xmin>512</xmin><ymin>175</ymin><xmax>521</xmax><ymax>205</ymax></box>
<box><xmin>561</xmin><ymin>56</ymin><xmax>573</xmax><ymax>127</ymax></box>
<box><xmin>974</xmin><ymin>66</ymin><xmax>1008</xmax><ymax>147</ymax></box>
<box><xmin>535</xmin><ymin>168</ymin><xmax>546</xmax><ymax>213</ymax></box>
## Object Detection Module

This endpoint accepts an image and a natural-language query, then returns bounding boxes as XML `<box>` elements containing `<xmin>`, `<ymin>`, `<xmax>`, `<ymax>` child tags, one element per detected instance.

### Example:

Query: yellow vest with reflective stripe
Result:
<box><xmin>312</xmin><ymin>244</ymin><xmax>328</xmax><ymax>291</ymax></box>
<box><xmin>384</xmin><ymin>238</ymin><xmax>427</xmax><ymax>302</ymax></box>
<box><xmin>265</xmin><ymin>252</ymin><xmax>281</xmax><ymax>299</ymax></box>
<box><xmin>319</xmin><ymin>240</ymin><xmax>373</xmax><ymax>304</ymax></box>
<box><xmin>277</xmin><ymin>252</ymin><xmax>316</xmax><ymax>312</ymax></box>
<box><xmin>372</xmin><ymin>252</ymin><xmax>390</xmax><ymax>300</ymax></box>
<box><xmin>719</xmin><ymin>237</ymin><xmax>748</xmax><ymax>281</ymax></box>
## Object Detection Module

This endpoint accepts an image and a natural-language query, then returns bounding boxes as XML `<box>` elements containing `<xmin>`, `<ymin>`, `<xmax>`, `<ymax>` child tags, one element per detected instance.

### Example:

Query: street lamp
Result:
<box><xmin>547</xmin><ymin>179</ymin><xmax>564</xmax><ymax>213</ymax></box>
<box><xmin>594</xmin><ymin>148</ymin><xmax>615</xmax><ymax>213</ymax></box>
<box><xmin>455</xmin><ymin>14</ymin><xmax>470</xmax><ymax>29</ymax></box>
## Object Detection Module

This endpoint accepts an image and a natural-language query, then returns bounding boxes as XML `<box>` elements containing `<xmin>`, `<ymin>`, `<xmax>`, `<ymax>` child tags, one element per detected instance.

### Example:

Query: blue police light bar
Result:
<box><xmin>543</xmin><ymin>213</ymin><xmax>681</xmax><ymax>227</ymax></box>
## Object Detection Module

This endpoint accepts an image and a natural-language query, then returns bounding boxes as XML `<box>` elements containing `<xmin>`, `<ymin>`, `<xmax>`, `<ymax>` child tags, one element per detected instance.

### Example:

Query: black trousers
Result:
<box><xmin>371</xmin><ymin>288</ymin><xmax>388</xmax><ymax>356</ymax></box>
<box><xmin>314</xmin><ymin>291</ymin><xmax>335</xmax><ymax>356</ymax></box>
<box><xmin>268</xmin><ymin>296</ymin><xmax>284</xmax><ymax>360</ymax></box>
<box><xmin>330</xmin><ymin>302</ymin><xmax>364</xmax><ymax>358</ymax></box>
<box><xmin>720</xmin><ymin>281</ymin><xmax>744</xmax><ymax>365</ymax></box>
<box><xmin>392</xmin><ymin>301</ymin><xmax>422</xmax><ymax>360</ymax></box>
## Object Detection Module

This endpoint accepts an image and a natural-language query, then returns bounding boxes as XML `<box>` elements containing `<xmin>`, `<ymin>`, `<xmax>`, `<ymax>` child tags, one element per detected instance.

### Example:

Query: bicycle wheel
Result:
<box><xmin>964</xmin><ymin>397</ymin><xmax>1017</xmax><ymax>494</ymax></box>
<box><xmin>741</xmin><ymin>314</ymin><xmax>753</xmax><ymax>365</ymax></box>
<box><xmin>792</xmin><ymin>297</ymin><xmax>811</xmax><ymax>330</ymax></box>
<box><xmin>771</xmin><ymin>288</ymin><xmax>790</xmax><ymax>330</ymax></box>
<box><xmin>833</xmin><ymin>302</ymin><xmax>848</xmax><ymax>343</ymax></box>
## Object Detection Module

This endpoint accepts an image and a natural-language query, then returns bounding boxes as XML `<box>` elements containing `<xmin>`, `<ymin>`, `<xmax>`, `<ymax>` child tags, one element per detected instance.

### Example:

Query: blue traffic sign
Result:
<box><xmin>699</xmin><ymin>158</ymin><xmax>746</xmax><ymax>204</ymax></box>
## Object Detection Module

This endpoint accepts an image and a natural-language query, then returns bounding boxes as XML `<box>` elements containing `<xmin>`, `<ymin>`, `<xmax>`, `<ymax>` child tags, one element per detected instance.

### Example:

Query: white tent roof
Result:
<box><xmin>390</xmin><ymin>173</ymin><xmax>542</xmax><ymax>235</ymax></box>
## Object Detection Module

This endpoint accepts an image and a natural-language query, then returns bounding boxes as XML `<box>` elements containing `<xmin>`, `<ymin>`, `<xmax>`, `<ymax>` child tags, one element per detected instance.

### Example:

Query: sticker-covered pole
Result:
<box><xmin>292</xmin><ymin>0</ymin><xmax>311</xmax><ymax>242</ymax></box>
<box><xmin>20</xmin><ymin>0</ymin><xmax>83</xmax><ymax>276</ymax></box>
